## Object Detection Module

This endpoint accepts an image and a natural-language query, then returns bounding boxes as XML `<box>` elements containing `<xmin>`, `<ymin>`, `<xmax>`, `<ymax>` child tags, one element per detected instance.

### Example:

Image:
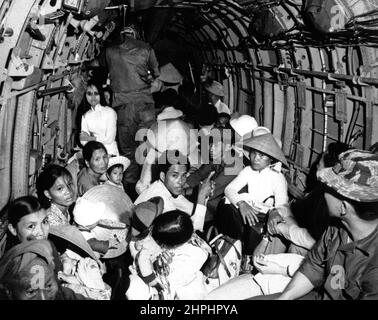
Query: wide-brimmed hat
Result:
<box><xmin>158</xmin><ymin>63</ymin><xmax>183</xmax><ymax>84</ymax></box>
<box><xmin>240</xmin><ymin>133</ymin><xmax>289</xmax><ymax>168</ymax></box>
<box><xmin>131</xmin><ymin>197</ymin><xmax>164</xmax><ymax>240</ymax></box>
<box><xmin>108</xmin><ymin>155</ymin><xmax>130</xmax><ymax>172</ymax></box>
<box><xmin>146</xmin><ymin>118</ymin><xmax>198</xmax><ymax>156</ymax></box>
<box><xmin>230</xmin><ymin>115</ymin><xmax>258</xmax><ymax>138</ymax></box>
<box><xmin>73</xmin><ymin>184</ymin><xmax>134</xmax><ymax>227</ymax></box>
<box><xmin>73</xmin><ymin>185</ymin><xmax>134</xmax><ymax>259</ymax></box>
<box><xmin>157</xmin><ymin>106</ymin><xmax>183</xmax><ymax>121</ymax></box>
<box><xmin>317</xmin><ymin>149</ymin><xmax>378</xmax><ymax>202</ymax></box>
<box><xmin>253</xmin><ymin>126</ymin><xmax>270</xmax><ymax>137</ymax></box>
<box><xmin>49</xmin><ymin>225</ymin><xmax>99</xmax><ymax>264</ymax></box>
<box><xmin>205</xmin><ymin>80</ymin><xmax>224</xmax><ymax>97</ymax></box>
<box><xmin>252</xmin><ymin>126</ymin><xmax>282</xmax><ymax>148</ymax></box>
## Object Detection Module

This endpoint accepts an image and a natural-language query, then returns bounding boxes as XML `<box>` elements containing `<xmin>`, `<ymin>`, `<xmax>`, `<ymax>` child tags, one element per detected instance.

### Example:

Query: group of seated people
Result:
<box><xmin>1</xmin><ymin>71</ymin><xmax>378</xmax><ymax>300</ymax></box>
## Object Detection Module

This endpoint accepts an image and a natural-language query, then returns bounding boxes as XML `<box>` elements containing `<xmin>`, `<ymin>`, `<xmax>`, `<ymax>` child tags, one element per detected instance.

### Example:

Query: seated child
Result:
<box><xmin>126</xmin><ymin>210</ymin><xmax>211</xmax><ymax>300</ymax></box>
<box><xmin>104</xmin><ymin>155</ymin><xmax>130</xmax><ymax>191</ymax></box>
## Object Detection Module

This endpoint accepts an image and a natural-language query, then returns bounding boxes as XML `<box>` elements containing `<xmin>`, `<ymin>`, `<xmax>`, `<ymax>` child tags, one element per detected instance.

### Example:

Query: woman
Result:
<box><xmin>36</xmin><ymin>164</ymin><xmax>76</xmax><ymax>226</ymax></box>
<box><xmin>4</xmin><ymin>196</ymin><xmax>110</xmax><ymax>300</ymax></box>
<box><xmin>6</xmin><ymin>196</ymin><xmax>50</xmax><ymax>245</ymax></box>
<box><xmin>77</xmin><ymin>140</ymin><xmax>109</xmax><ymax>196</ymax></box>
<box><xmin>217</xmin><ymin>132</ymin><xmax>289</xmax><ymax>255</ymax></box>
<box><xmin>80</xmin><ymin>81</ymin><xmax>119</xmax><ymax>156</ymax></box>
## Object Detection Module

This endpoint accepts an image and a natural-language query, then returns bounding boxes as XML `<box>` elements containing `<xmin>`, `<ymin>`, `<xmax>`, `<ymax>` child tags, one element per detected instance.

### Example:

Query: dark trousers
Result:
<box><xmin>102</xmin><ymin>249</ymin><xmax>133</xmax><ymax>300</ymax></box>
<box><xmin>215</xmin><ymin>199</ymin><xmax>265</xmax><ymax>255</ymax></box>
<box><xmin>115</xmin><ymin>101</ymin><xmax>155</xmax><ymax>185</ymax></box>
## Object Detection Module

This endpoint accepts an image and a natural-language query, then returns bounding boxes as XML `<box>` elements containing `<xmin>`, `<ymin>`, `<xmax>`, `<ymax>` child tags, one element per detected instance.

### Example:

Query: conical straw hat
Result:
<box><xmin>241</xmin><ymin>133</ymin><xmax>289</xmax><ymax>168</ymax></box>
<box><xmin>158</xmin><ymin>63</ymin><xmax>183</xmax><ymax>83</ymax></box>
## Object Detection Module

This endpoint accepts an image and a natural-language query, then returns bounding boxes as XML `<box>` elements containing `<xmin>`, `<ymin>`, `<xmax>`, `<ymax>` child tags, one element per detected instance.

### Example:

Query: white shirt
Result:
<box><xmin>128</xmin><ymin>234</ymin><xmax>210</xmax><ymax>300</ymax></box>
<box><xmin>104</xmin><ymin>180</ymin><xmax>125</xmax><ymax>192</ymax></box>
<box><xmin>215</xmin><ymin>99</ymin><xmax>231</xmax><ymax>115</ymax></box>
<box><xmin>135</xmin><ymin>147</ymin><xmax>201</xmax><ymax>195</ymax></box>
<box><xmin>134</xmin><ymin>180</ymin><xmax>206</xmax><ymax>232</ymax></box>
<box><xmin>225</xmin><ymin>166</ymin><xmax>288</xmax><ymax>211</ymax></box>
<box><xmin>81</xmin><ymin>104</ymin><xmax>119</xmax><ymax>156</ymax></box>
<box><xmin>164</xmin><ymin>239</ymin><xmax>209</xmax><ymax>299</ymax></box>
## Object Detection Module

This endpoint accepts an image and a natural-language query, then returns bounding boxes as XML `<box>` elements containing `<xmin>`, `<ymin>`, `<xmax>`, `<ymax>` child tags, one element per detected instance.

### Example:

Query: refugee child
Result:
<box><xmin>127</xmin><ymin>210</ymin><xmax>211</xmax><ymax>300</ymax></box>
<box><xmin>104</xmin><ymin>156</ymin><xmax>130</xmax><ymax>191</ymax></box>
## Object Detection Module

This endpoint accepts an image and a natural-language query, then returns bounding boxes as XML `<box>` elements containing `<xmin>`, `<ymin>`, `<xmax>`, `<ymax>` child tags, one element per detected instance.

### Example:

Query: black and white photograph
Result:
<box><xmin>0</xmin><ymin>0</ymin><xmax>378</xmax><ymax>307</ymax></box>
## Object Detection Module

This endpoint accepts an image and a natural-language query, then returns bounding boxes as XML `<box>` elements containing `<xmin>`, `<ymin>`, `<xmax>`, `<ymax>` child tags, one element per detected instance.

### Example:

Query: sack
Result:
<box><xmin>201</xmin><ymin>233</ymin><xmax>242</xmax><ymax>291</ymax></box>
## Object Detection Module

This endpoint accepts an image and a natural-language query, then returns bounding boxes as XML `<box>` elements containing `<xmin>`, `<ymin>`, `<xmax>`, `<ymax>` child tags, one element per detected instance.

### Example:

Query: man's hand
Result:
<box><xmin>275</xmin><ymin>221</ymin><xmax>290</xmax><ymax>238</ymax></box>
<box><xmin>237</xmin><ymin>201</ymin><xmax>259</xmax><ymax>226</ymax></box>
<box><xmin>197</xmin><ymin>171</ymin><xmax>215</xmax><ymax>205</ymax></box>
<box><xmin>253</xmin><ymin>254</ymin><xmax>286</xmax><ymax>275</ymax></box>
<box><xmin>267</xmin><ymin>209</ymin><xmax>284</xmax><ymax>235</ymax></box>
<box><xmin>80</xmin><ymin>131</ymin><xmax>96</xmax><ymax>142</ymax></box>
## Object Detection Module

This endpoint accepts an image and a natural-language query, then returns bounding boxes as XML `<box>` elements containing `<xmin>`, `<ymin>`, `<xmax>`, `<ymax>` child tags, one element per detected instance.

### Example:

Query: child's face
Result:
<box><xmin>108</xmin><ymin>166</ymin><xmax>123</xmax><ymax>185</ymax></box>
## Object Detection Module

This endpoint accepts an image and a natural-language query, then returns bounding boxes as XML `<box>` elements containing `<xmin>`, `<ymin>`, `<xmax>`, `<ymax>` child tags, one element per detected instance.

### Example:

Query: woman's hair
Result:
<box><xmin>151</xmin><ymin>210</ymin><xmax>193</xmax><ymax>248</ymax></box>
<box><xmin>151</xmin><ymin>150</ymin><xmax>190</xmax><ymax>182</ymax></box>
<box><xmin>36</xmin><ymin>164</ymin><xmax>73</xmax><ymax>208</ymax></box>
<box><xmin>6</xmin><ymin>196</ymin><xmax>42</xmax><ymax>226</ymax></box>
<box><xmin>82</xmin><ymin>141</ymin><xmax>107</xmax><ymax>163</ymax></box>
<box><xmin>85</xmin><ymin>81</ymin><xmax>107</xmax><ymax>107</ymax></box>
<box><xmin>75</xmin><ymin>81</ymin><xmax>107</xmax><ymax>148</ymax></box>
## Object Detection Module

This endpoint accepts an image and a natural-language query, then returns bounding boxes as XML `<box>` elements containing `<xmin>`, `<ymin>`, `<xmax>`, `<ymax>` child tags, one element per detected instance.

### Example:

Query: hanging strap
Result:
<box><xmin>212</xmin><ymin>234</ymin><xmax>242</xmax><ymax>278</ymax></box>
<box><xmin>214</xmin><ymin>244</ymin><xmax>232</xmax><ymax>278</ymax></box>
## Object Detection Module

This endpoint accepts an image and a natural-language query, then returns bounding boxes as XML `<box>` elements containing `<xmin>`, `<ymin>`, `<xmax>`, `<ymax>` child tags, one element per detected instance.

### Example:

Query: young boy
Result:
<box><xmin>104</xmin><ymin>156</ymin><xmax>130</xmax><ymax>191</ymax></box>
